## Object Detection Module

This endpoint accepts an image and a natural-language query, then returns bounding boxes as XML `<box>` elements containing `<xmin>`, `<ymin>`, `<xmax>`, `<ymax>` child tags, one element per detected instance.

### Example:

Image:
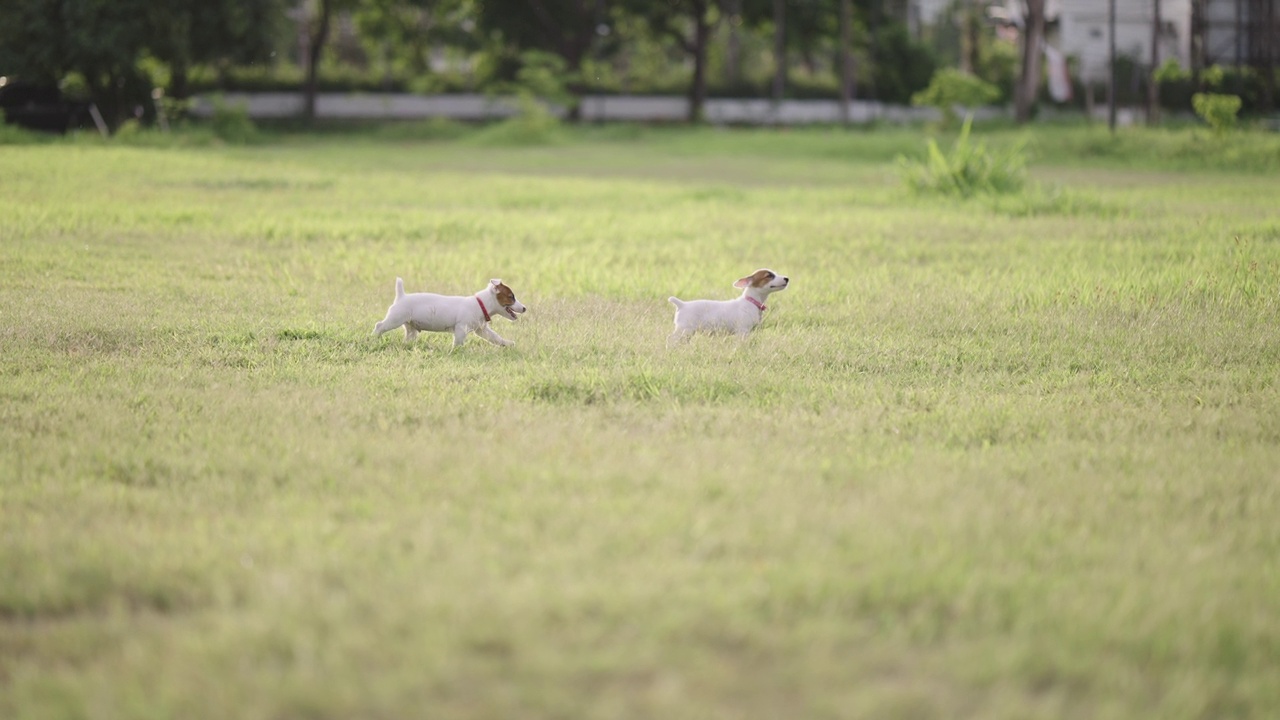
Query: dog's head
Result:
<box><xmin>733</xmin><ymin>269</ymin><xmax>790</xmax><ymax>293</ymax></box>
<box><xmin>490</xmin><ymin>279</ymin><xmax>527</xmax><ymax>321</ymax></box>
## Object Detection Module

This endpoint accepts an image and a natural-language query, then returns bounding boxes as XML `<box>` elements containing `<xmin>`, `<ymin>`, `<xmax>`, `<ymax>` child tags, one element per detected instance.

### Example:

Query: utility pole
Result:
<box><xmin>1108</xmin><ymin>0</ymin><xmax>1117</xmax><ymax>132</ymax></box>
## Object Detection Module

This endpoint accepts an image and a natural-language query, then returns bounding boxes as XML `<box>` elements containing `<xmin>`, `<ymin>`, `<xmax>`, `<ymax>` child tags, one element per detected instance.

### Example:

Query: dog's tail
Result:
<box><xmin>668</xmin><ymin>297</ymin><xmax>684</xmax><ymax>308</ymax></box>
<box><xmin>395</xmin><ymin>277</ymin><xmax>405</xmax><ymax>300</ymax></box>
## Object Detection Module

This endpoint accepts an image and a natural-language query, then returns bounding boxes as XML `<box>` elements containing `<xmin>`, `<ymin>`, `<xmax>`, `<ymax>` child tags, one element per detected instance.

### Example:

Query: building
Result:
<box><xmin>985</xmin><ymin>1</ymin><xmax>1192</xmax><ymax>83</ymax></box>
<box><xmin>1195</xmin><ymin>0</ymin><xmax>1278</xmax><ymax>72</ymax></box>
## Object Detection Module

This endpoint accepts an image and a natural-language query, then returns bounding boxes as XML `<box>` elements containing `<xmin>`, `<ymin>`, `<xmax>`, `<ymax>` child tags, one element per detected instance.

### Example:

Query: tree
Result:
<box><xmin>620</xmin><ymin>0</ymin><xmax>716</xmax><ymax>122</ymax></box>
<box><xmin>149</xmin><ymin>0</ymin><xmax>283</xmax><ymax>99</ymax></box>
<box><xmin>354</xmin><ymin>0</ymin><xmax>466</xmax><ymax>85</ymax></box>
<box><xmin>724</xmin><ymin>0</ymin><xmax>744</xmax><ymax>87</ymax></box>
<box><xmin>912</xmin><ymin>67</ymin><xmax>999</xmax><ymax>127</ymax></box>
<box><xmin>1147</xmin><ymin>0</ymin><xmax>1160</xmax><ymax>124</ymax></box>
<box><xmin>837</xmin><ymin>0</ymin><xmax>854</xmax><ymax>119</ymax></box>
<box><xmin>1013</xmin><ymin>0</ymin><xmax>1045</xmax><ymax>123</ymax></box>
<box><xmin>956</xmin><ymin>0</ymin><xmax>981</xmax><ymax>73</ymax></box>
<box><xmin>0</xmin><ymin>0</ymin><xmax>152</xmax><ymax>129</ymax></box>
<box><xmin>0</xmin><ymin>0</ymin><xmax>284</xmax><ymax>131</ymax></box>
<box><xmin>837</xmin><ymin>0</ymin><xmax>933</xmax><ymax>103</ymax></box>
<box><xmin>737</xmin><ymin>0</ymin><xmax>840</xmax><ymax>103</ymax></box>
<box><xmin>474</xmin><ymin>0</ymin><xmax>605</xmax><ymax>118</ymax></box>
<box><xmin>302</xmin><ymin>0</ymin><xmax>339</xmax><ymax>121</ymax></box>
<box><xmin>730</xmin><ymin>0</ymin><xmax>929</xmax><ymax>107</ymax></box>
<box><xmin>772</xmin><ymin>0</ymin><xmax>786</xmax><ymax>102</ymax></box>
<box><xmin>866</xmin><ymin>21</ymin><xmax>936</xmax><ymax>103</ymax></box>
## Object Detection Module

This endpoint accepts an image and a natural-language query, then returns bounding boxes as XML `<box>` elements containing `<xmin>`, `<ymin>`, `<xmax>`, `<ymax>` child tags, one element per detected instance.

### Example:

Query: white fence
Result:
<box><xmin>190</xmin><ymin>92</ymin><xmax>1017</xmax><ymax>125</ymax></box>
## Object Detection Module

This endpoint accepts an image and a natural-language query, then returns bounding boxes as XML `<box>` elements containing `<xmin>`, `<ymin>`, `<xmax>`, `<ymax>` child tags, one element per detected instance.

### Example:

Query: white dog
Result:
<box><xmin>668</xmin><ymin>268</ymin><xmax>789</xmax><ymax>343</ymax></box>
<box><xmin>373</xmin><ymin>277</ymin><xmax>527</xmax><ymax>348</ymax></box>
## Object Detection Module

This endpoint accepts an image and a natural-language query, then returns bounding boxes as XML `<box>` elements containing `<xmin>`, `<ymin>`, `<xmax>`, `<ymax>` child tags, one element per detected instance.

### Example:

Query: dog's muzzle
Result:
<box><xmin>504</xmin><ymin>303</ymin><xmax>526</xmax><ymax>321</ymax></box>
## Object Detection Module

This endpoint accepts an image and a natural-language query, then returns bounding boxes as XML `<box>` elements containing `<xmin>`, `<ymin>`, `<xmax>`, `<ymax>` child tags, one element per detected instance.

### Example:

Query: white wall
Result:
<box><xmin>991</xmin><ymin>0</ymin><xmax>1191</xmax><ymax>83</ymax></box>
<box><xmin>190</xmin><ymin>93</ymin><xmax>976</xmax><ymax>125</ymax></box>
<box><xmin>1057</xmin><ymin>0</ymin><xmax>1191</xmax><ymax>82</ymax></box>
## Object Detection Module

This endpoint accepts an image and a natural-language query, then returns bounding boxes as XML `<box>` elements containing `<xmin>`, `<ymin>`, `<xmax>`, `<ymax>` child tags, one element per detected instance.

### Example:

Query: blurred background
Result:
<box><xmin>0</xmin><ymin>0</ymin><xmax>1276</xmax><ymax>134</ymax></box>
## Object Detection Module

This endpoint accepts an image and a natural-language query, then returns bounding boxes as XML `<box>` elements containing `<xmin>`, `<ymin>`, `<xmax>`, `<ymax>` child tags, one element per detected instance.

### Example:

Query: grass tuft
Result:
<box><xmin>899</xmin><ymin>115</ymin><xmax>1027</xmax><ymax>197</ymax></box>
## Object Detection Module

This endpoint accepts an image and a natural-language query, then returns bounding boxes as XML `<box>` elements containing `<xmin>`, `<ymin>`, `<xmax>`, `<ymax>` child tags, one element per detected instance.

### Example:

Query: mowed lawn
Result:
<box><xmin>2</xmin><ymin>125</ymin><xmax>1279</xmax><ymax>720</ymax></box>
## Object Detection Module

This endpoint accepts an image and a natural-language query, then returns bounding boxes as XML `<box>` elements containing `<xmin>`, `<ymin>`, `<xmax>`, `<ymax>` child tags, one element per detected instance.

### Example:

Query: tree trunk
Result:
<box><xmin>838</xmin><ymin>0</ymin><xmax>854</xmax><ymax>123</ymax></box>
<box><xmin>772</xmin><ymin>0</ymin><xmax>786</xmax><ymax>104</ymax></box>
<box><xmin>1148</xmin><ymin>0</ymin><xmax>1161</xmax><ymax>124</ymax></box>
<box><xmin>1190</xmin><ymin>0</ymin><xmax>1205</xmax><ymax>84</ymax></box>
<box><xmin>562</xmin><ymin>39</ymin><xmax>590</xmax><ymax>123</ymax></box>
<box><xmin>866</xmin><ymin>0</ymin><xmax>879</xmax><ymax>99</ymax></box>
<box><xmin>304</xmin><ymin>0</ymin><xmax>333</xmax><ymax>122</ymax></box>
<box><xmin>1264</xmin><ymin>0</ymin><xmax>1276</xmax><ymax>114</ymax></box>
<box><xmin>1014</xmin><ymin>0</ymin><xmax>1046</xmax><ymax>124</ymax></box>
<box><xmin>170</xmin><ymin>63</ymin><xmax>189</xmax><ymax>100</ymax></box>
<box><xmin>1107</xmin><ymin>0</ymin><xmax>1117</xmax><ymax>131</ymax></box>
<box><xmin>726</xmin><ymin>0</ymin><xmax>742</xmax><ymax>88</ymax></box>
<box><xmin>960</xmin><ymin>0</ymin><xmax>979</xmax><ymax>73</ymax></box>
<box><xmin>688</xmin><ymin>0</ymin><xmax>710</xmax><ymax>122</ymax></box>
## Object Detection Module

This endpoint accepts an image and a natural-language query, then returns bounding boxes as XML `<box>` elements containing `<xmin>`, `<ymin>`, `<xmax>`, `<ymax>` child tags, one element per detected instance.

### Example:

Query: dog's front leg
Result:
<box><xmin>475</xmin><ymin>325</ymin><xmax>514</xmax><ymax>347</ymax></box>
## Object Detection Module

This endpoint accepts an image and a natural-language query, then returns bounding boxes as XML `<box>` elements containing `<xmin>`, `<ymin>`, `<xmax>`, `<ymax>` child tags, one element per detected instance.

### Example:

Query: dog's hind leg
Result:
<box><xmin>373</xmin><ymin>302</ymin><xmax>411</xmax><ymax>337</ymax></box>
<box><xmin>372</xmin><ymin>317</ymin><xmax>401</xmax><ymax>336</ymax></box>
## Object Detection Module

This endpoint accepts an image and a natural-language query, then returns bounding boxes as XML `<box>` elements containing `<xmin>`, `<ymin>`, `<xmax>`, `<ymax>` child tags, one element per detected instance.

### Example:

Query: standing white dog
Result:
<box><xmin>373</xmin><ymin>277</ymin><xmax>527</xmax><ymax>348</ymax></box>
<box><xmin>668</xmin><ymin>268</ymin><xmax>789</xmax><ymax>343</ymax></box>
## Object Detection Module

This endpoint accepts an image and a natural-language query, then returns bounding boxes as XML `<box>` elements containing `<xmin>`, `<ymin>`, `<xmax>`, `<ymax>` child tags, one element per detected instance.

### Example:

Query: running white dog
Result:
<box><xmin>668</xmin><ymin>268</ymin><xmax>789</xmax><ymax>343</ymax></box>
<box><xmin>373</xmin><ymin>277</ymin><xmax>527</xmax><ymax>348</ymax></box>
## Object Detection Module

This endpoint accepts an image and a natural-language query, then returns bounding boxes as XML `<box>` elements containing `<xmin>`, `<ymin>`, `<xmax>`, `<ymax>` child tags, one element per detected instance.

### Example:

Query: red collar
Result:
<box><xmin>475</xmin><ymin>295</ymin><xmax>491</xmax><ymax>322</ymax></box>
<box><xmin>745</xmin><ymin>296</ymin><xmax>767</xmax><ymax>313</ymax></box>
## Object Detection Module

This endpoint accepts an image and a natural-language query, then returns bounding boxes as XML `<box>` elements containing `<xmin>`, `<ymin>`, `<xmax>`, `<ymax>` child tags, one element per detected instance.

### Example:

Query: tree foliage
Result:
<box><xmin>475</xmin><ymin>0</ymin><xmax>603</xmax><ymax>74</ymax></box>
<box><xmin>0</xmin><ymin>0</ymin><xmax>284</xmax><ymax>131</ymax></box>
<box><xmin>912</xmin><ymin>67</ymin><xmax>999</xmax><ymax>126</ymax></box>
<box><xmin>616</xmin><ymin>0</ymin><xmax>717</xmax><ymax>121</ymax></box>
<box><xmin>1192</xmin><ymin>92</ymin><xmax>1242</xmax><ymax>134</ymax></box>
<box><xmin>1</xmin><ymin>0</ymin><xmax>944</xmax><ymax>129</ymax></box>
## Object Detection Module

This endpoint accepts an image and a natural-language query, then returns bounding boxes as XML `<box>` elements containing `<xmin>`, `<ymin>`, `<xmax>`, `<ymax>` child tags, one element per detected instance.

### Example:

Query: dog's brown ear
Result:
<box><xmin>733</xmin><ymin>276</ymin><xmax>752</xmax><ymax>288</ymax></box>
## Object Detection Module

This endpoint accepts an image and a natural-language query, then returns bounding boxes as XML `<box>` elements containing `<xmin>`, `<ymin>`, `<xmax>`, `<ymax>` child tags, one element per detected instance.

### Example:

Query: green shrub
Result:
<box><xmin>912</xmin><ymin>69</ymin><xmax>1001</xmax><ymax>128</ymax></box>
<box><xmin>469</xmin><ymin>94</ymin><xmax>563</xmax><ymax>146</ymax></box>
<box><xmin>469</xmin><ymin>50</ymin><xmax>573</xmax><ymax>146</ymax></box>
<box><xmin>514</xmin><ymin>50</ymin><xmax>575</xmax><ymax>109</ymax></box>
<box><xmin>976</xmin><ymin>40</ymin><xmax>1018</xmax><ymax>103</ymax></box>
<box><xmin>1192</xmin><ymin>93</ymin><xmax>1242</xmax><ymax>134</ymax></box>
<box><xmin>870</xmin><ymin>23</ymin><xmax>939</xmax><ymax>105</ymax></box>
<box><xmin>156</xmin><ymin>94</ymin><xmax>194</xmax><ymax>127</ymax></box>
<box><xmin>1201</xmin><ymin>65</ymin><xmax>1226</xmax><ymax>88</ymax></box>
<box><xmin>209</xmin><ymin>96</ymin><xmax>259</xmax><ymax>144</ymax></box>
<box><xmin>899</xmin><ymin>115</ymin><xmax>1026</xmax><ymax>197</ymax></box>
<box><xmin>1154</xmin><ymin>59</ymin><xmax>1190</xmax><ymax>84</ymax></box>
<box><xmin>0</xmin><ymin>111</ymin><xmax>53</xmax><ymax>145</ymax></box>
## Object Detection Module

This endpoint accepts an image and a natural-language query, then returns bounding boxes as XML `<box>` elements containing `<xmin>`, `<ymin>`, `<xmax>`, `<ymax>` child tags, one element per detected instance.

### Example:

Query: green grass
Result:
<box><xmin>2</xmin><ymin>123</ymin><xmax>1280</xmax><ymax>720</ymax></box>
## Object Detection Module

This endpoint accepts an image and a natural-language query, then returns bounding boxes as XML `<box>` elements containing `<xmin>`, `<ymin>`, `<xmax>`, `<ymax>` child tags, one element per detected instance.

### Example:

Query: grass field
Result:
<box><xmin>2</xmin><ymin>122</ymin><xmax>1280</xmax><ymax>720</ymax></box>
